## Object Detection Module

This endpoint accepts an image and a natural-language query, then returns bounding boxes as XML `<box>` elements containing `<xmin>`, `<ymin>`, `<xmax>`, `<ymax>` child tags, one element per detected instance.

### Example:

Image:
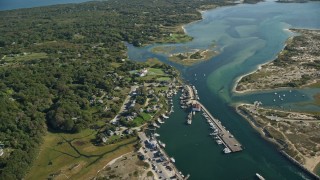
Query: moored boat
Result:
<box><xmin>255</xmin><ymin>173</ymin><xmax>265</xmax><ymax>180</ymax></box>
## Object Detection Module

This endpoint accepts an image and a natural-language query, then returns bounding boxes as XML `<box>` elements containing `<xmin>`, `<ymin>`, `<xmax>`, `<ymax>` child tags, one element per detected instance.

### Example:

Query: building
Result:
<box><xmin>139</xmin><ymin>68</ymin><xmax>148</xmax><ymax>77</ymax></box>
<box><xmin>192</xmin><ymin>103</ymin><xmax>201</xmax><ymax>112</ymax></box>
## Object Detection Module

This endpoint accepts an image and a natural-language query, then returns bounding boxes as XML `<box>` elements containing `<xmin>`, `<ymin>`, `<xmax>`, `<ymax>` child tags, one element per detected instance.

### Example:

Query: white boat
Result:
<box><xmin>158</xmin><ymin>140</ymin><xmax>166</xmax><ymax>148</ymax></box>
<box><xmin>152</xmin><ymin>123</ymin><xmax>160</xmax><ymax>128</ymax></box>
<box><xmin>187</xmin><ymin>119</ymin><xmax>192</xmax><ymax>125</ymax></box>
<box><xmin>170</xmin><ymin>157</ymin><xmax>175</xmax><ymax>163</ymax></box>
<box><xmin>255</xmin><ymin>173</ymin><xmax>265</xmax><ymax>180</ymax></box>
<box><xmin>216</xmin><ymin>140</ymin><xmax>223</xmax><ymax>145</ymax></box>
<box><xmin>162</xmin><ymin>114</ymin><xmax>169</xmax><ymax>119</ymax></box>
<box><xmin>154</xmin><ymin>133</ymin><xmax>160</xmax><ymax>137</ymax></box>
<box><xmin>223</xmin><ymin>147</ymin><xmax>231</xmax><ymax>154</ymax></box>
<box><xmin>157</xmin><ymin>118</ymin><xmax>164</xmax><ymax>124</ymax></box>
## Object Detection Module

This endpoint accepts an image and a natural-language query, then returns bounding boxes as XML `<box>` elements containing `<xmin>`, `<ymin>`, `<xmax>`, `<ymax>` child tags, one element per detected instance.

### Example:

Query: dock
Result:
<box><xmin>184</xmin><ymin>85</ymin><xmax>243</xmax><ymax>153</ymax></box>
<box><xmin>200</xmin><ymin>103</ymin><xmax>243</xmax><ymax>152</ymax></box>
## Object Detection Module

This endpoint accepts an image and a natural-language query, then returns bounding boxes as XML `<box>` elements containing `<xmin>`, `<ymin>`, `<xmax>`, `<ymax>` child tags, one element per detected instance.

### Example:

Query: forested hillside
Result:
<box><xmin>0</xmin><ymin>0</ymin><xmax>260</xmax><ymax>178</ymax></box>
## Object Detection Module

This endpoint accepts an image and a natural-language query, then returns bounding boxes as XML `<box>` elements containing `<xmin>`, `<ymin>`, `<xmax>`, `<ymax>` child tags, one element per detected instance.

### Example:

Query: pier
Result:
<box><xmin>200</xmin><ymin>103</ymin><xmax>243</xmax><ymax>152</ymax></box>
<box><xmin>183</xmin><ymin>85</ymin><xmax>243</xmax><ymax>153</ymax></box>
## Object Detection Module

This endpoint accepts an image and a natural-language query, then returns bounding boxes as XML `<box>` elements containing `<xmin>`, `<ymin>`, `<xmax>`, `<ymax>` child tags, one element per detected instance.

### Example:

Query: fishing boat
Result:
<box><xmin>170</xmin><ymin>157</ymin><xmax>175</xmax><ymax>163</ymax></box>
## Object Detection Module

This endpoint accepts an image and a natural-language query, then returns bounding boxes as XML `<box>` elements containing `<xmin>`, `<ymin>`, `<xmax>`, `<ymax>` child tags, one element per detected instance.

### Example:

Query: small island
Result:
<box><xmin>168</xmin><ymin>49</ymin><xmax>218</xmax><ymax>66</ymax></box>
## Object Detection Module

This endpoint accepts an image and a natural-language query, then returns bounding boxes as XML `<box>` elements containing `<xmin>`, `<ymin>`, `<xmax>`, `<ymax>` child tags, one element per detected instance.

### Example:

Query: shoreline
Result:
<box><xmin>232</xmin><ymin>31</ymin><xmax>295</xmax><ymax>94</ymax></box>
<box><xmin>235</xmin><ymin>104</ymin><xmax>320</xmax><ymax>179</ymax></box>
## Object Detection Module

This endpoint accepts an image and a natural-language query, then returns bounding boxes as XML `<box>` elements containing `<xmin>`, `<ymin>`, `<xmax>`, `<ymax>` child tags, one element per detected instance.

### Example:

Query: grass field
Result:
<box><xmin>26</xmin><ymin>129</ymin><xmax>137</xmax><ymax>180</ymax></box>
<box><xmin>162</xmin><ymin>33</ymin><xmax>193</xmax><ymax>43</ymax></box>
<box><xmin>132</xmin><ymin>112</ymin><xmax>152</xmax><ymax>126</ymax></box>
<box><xmin>148</xmin><ymin>68</ymin><xmax>165</xmax><ymax>75</ymax></box>
<box><xmin>156</xmin><ymin>77</ymin><xmax>171</xmax><ymax>82</ymax></box>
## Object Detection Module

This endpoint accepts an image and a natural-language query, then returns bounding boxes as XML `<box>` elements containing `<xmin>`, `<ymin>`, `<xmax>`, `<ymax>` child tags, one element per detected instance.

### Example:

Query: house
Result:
<box><xmin>102</xmin><ymin>136</ymin><xmax>108</xmax><ymax>143</ymax></box>
<box><xmin>139</xmin><ymin>68</ymin><xmax>148</xmax><ymax>77</ymax></box>
<box><xmin>106</xmin><ymin>130</ymin><xmax>114</xmax><ymax>136</ymax></box>
<box><xmin>124</xmin><ymin>129</ymin><xmax>133</xmax><ymax>135</ymax></box>
<box><xmin>126</xmin><ymin>116</ymin><xmax>134</xmax><ymax>121</ymax></box>
<box><xmin>192</xmin><ymin>103</ymin><xmax>201</xmax><ymax>112</ymax></box>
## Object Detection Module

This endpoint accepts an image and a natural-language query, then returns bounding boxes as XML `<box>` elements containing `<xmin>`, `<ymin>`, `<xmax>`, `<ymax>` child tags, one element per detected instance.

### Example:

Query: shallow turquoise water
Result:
<box><xmin>128</xmin><ymin>0</ymin><xmax>320</xmax><ymax>179</ymax></box>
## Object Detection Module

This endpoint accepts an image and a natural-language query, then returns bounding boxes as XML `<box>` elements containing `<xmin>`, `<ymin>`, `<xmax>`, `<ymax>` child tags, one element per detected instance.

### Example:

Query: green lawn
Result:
<box><xmin>156</xmin><ymin>77</ymin><xmax>171</xmax><ymax>82</ymax></box>
<box><xmin>162</xmin><ymin>33</ymin><xmax>193</xmax><ymax>43</ymax></box>
<box><xmin>148</xmin><ymin>68</ymin><xmax>165</xmax><ymax>75</ymax></box>
<box><xmin>132</xmin><ymin>112</ymin><xmax>152</xmax><ymax>126</ymax></box>
<box><xmin>26</xmin><ymin>129</ymin><xmax>137</xmax><ymax>180</ymax></box>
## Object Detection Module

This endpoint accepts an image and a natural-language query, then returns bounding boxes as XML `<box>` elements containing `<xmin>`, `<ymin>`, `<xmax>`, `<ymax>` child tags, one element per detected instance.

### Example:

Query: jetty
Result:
<box><xmin>184</xmin><ymin>85</ymin><xmax>243</xmax><ymax>153</ymax></box>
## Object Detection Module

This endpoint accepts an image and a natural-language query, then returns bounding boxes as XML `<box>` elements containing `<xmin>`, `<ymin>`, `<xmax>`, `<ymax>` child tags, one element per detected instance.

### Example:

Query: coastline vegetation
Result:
<box><xmin>237</xmin><ymin>104</ymin><xmax>320</xmax><ymax>174</ymax></box>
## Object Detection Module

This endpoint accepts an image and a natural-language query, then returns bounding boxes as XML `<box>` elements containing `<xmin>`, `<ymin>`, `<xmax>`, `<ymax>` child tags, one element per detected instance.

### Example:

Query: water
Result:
<box><xmin>128</xmin><ymin>1</ymin><xmax>320</xmax><ymax>179</ymax></box>
<box><xmin>0</xmin><ymin>0</ymin><xmax>93</xmax><ymax>11</ymax></box>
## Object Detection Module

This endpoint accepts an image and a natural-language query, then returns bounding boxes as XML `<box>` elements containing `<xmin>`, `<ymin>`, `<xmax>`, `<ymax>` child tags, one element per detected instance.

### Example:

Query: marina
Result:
<box><xmin>181</xmin><ymin>85</ymin><xmax>243</xmax><ymax>153</ymax></box>
<box><xmin>127</xmin><ymin>1</ymin><xmax>320</xmax><ymax>178</ymax></box>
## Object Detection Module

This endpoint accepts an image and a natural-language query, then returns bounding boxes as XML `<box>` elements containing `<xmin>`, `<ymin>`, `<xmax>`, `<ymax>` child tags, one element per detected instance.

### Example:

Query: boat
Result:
<box><xmin>223</xmin><ymin>147</ymin><xmax>231</xmax><ymax>154</ymax></box>
<box><xmin>255</xmin><ymin>173</ymin><xmax>265</xmax><ymax>180</ymax></box>
<box><xmin>170</xmin><ymin>157</ymin><xmax>175</xmax><ymax>163</ymax></box>
<box><xmin>187</xmin><ymin>118</ymin><xmax>192</xmax><ymax>125</ymax></box>
<box><xmin>216</xmin><ymin>140</ymin><xmax>223</xmax><ymax>145</ymax></box>
<box><xmin>157</xmin><ymin>118</ymin><xmax>164</xmax><ymax>124</ymax></box>
<box><xmin>158</xmin><ymin>140</ymin><xmax>166</xmax><ymax>148</ymax></box>
<box><xmin>152</xmin><ymin>123</ymin><xmax>160</xmax><ymax>128</ymax></box>
<box><xmin>192</xmin><ymin>111</ymin><xmax>195</xmax><ymax>115</ymax></box>
<box><xmin>154</xmin><ymin>133</ymin><xmax>160</xmax><ymax>137</ymax></box>
<box><xmin>162</xmin><ymin>114</ymin><xmax>169</xmax><ymax>119</ymax></box>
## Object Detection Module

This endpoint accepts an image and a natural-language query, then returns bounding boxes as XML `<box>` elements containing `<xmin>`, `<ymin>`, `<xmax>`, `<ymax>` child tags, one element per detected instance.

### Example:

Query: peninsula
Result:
<box><xmin>236</xmin><ymin>29</ymin><xmax>320</xmax><ymax>93</ymax></box>
<box><xmin>235</xmin><ymin>29</ymin><xmax>320</xmax><ymax>176</ymax></box>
